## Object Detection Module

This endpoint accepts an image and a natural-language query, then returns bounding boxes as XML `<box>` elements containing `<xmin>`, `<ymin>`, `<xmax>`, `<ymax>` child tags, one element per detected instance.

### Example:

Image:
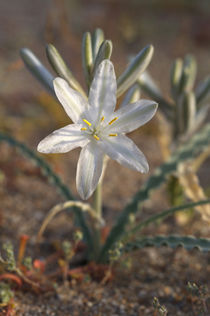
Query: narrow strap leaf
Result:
<box><xmin>178</xmin><ymin>54</ymin><xmax>197</xmax><ymax>94</ymax></box>
<box><xmin>82</xmin><ymin>32</ymin><xmax>93</xmax><ymax>88</ymax></box>
<box><xmin>117</xmin><ymin>45</ymin><xmax>154</xmax><ymax>97</ymax></box>
<box><xmin>170</xmin><ymin>58</ymin><xmax>183</xmax><ymax>100</ymax></box>
<box><xmin>20</xmin><ymin>48</ymin><xmax>55</xmax><ymax>95</ymax></box>
<box><xmin>175</xmin><ymin>91</ymin><xmax>196</xmax><ymax>136</ymax></box>
<box><xmin>123</xmin><ymin>235</ymin><xmax>210</xmax><ymax>253</ymax></box>
<box><xmin>93</xmin><ymin>40</ymin><xmax>113</xmax><ymax>76</ymax></box>
<box><xmin>92</xmin><ymin>28</ymin><xmax>104</xmax><ymax>60</ymax></box>
<box><xmin>98</xmin><ymin>123</ymin><xmax>210</xmax><ymax>262</ymax></box>
<box><xmin>46</xmin><ymin>44</ymin><xmax>86</xmax><ymax>97</ymax></box>
<box><xmin>138</xmin><ymin>72</ymin><xmax>173</xmax><ymax>120</ymax></box>
<box><xmin>0</xmin><ymin>132</ymin><xmax>94</xmax><ymax>252</ymax></box>
<box><xmin>120</xmin><ymin>84</ymin><xmax>141</xmax><ymax>108</ymax></box>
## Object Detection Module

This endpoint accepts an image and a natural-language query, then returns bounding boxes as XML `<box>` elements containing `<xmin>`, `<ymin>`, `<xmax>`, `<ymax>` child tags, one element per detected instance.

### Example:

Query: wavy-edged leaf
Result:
<box><xmin>123</xmin><ymin>235</ymin><xmax>210</xmax><ymax>253</ymax></box>
<box><xmin>117</xmin><ymin>45</ymin><xmax>154</xmax><ymax>97</ymax></box>
<box><xmin>46</xmin><ymin>44</ymin><xmax>86</xmax><ymax>97</ymax></box>
<box><xmin>127</xmin><ymin>199</ymin><xmax>210</xmax><ymax>238</ymax></box>
<box><xmin>20</xmin><ymin>48</ymin><xmax>55</xmax><ymax>95</ymax></box>
<box><xmin>0</xmin><ymin>132</ymin><xmax>94</xmax><ymax>253</ymax></box>
<box><xmin>98</xmin><ymin>123</ymin><xmax>210</xmax><ymax>262</ymax></box>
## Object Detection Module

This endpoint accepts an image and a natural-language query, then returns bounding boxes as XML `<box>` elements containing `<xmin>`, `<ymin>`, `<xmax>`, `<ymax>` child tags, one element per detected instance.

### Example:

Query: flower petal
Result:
<box><xmin>53</xmin><ymin>77</ymin><xmax>89</xmax><ymax>123</ymax></box>
<box><xmin>100</xmin><ymin>135</ymin><xmax>149</xmax><ymax>173</ymax></box>
<box><xmin>76</xmin><ymin>141</ymin><xmax>104</xmax><ymax>200</ymax></box>
<box><xmin>107</xmin><ymin>100</ymin><xmax>158</xmax><ymax>134</ymax></box>
<box><xmin>88</xmin><ymin>60</ymin><xmax>117</xmax><ymax>124</ymax></box>
<box><xmin>37</xmin><ymin>124</ymin><xmax>89</xmax><ymax>153</ymax></box>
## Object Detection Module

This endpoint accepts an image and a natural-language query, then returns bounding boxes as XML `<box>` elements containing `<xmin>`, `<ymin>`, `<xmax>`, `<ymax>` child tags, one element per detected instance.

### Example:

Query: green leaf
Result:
<box><xmin>93</xmin><ymin>40</ymin><xmax>113</xmax><ymax>76</ymax></box>
<box><xmin>127</xmin><ymin>199</ymin><xmax>210</xmax><ymax>238</ymax></box>
<box><xmin>120</xmin><ymin>83</ymin><xmax>141</xmax><ymax>108</ymax></box>
<box><xmin>170</xmin><ymin>58</ymin><xmax>183</xmax><ymax>100</ymax></box>
<box><xmin>46</xmin><ymin>44</ymin><xmax>86</xmax><ymax>97</ymax></box>
<box><xmin>98</xmin><ymin>123</ymin><xmax>210</xmax><ymax>262</ymax></box>
<box><xmin>175</xmin><ymin>91</ymin><xmax>196</xmax><ymax>136</ymax></box>
<box><xmin>196</xmin><ymin>75</ymin><xmax>210</xmax><ymax>105</ymax></box>
<box><xmin>123</xmin><ymin>235</ymin><xmax>210</xmax><ymax>253</ymax></box>
<box><xmin>82</xmin><ymin>32</ymin><xmax>93</xmax><ymax>88</ymax></box>
<box><xmin>92</xmin><ymin>28</ymin><xmax>104</xmax><ymax>60</ymax></box>
<box><xmin>20</xmin><ymin>48</ymin><xmax>55</xmax><ymax>95</ymax></box>
<box><xmin>117</xmin><ymin>45</ymin><xmax>154</xmax><ymax>97</ymax></box>
<box><xmin>0</xmin><ymin>132</ymin><xmax>94</xmax><ymax>253</ymax></box>
<box><xmin>138</xmin><ymin>72</ymin><xmax>173</xmax><ymax>120</ymax></box>
<box><xmin>179</xmin><ymin>54</ymin><xmax>197</xmax><ymax>94</ymax></box>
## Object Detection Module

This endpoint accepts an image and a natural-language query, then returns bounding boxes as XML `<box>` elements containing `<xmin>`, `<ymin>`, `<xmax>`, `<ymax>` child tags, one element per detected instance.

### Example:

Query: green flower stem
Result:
<box><xmin>92</xmin><ymin>181</ymin><xmax>102</xmax><ymax>259</ymax></box>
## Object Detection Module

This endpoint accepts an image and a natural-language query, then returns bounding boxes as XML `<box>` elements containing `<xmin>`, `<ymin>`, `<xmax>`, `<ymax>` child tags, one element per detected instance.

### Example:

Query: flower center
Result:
<box><xmin>81</xmin><ymin>117</ymin><xmax>119</xmax><ymax>141</ymax></box>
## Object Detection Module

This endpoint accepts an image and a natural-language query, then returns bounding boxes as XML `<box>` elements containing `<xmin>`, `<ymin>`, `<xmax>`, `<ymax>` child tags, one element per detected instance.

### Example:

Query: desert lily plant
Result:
<box><xmin>138</xmin><ymin>54</ymin><xmax>210</xmax><ymax>144</ymax></box>
<box><xmin>137</xmin><ymin>55</ymin><xmax>210</xmax><ymax>216</ymax></box>
<box><xmin>13</xmin><ymin>28</ymin><xmax>210</xmax><ymax>264</ymax></box>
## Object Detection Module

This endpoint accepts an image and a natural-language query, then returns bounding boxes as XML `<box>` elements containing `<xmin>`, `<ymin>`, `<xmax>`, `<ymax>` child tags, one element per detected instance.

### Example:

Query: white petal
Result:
<box><xmin>37</xmin><ymin>124</ymin><xmax>89</xmax><ymax>153</ymax></box>
<box><xmin>107</xmin><ymin>100</ymin><xmax>158</xmax><ymax>134</ymax></box>
<box><xmin>88</xmin><ymin>60</ymin><xmax>117</xmax><ymax>124</ymax></box>
<box><xmin>100</xmin><ymin>135</ymin><xmax>149</xmax><ymax>173</ymax></box>
<box><xmin>76</xmin><ymin>142</ymin><xmax>104</xmax><ymax>200</ymax></box>
<box><xmin>53</xmin><ymin>78</ymin><xmax>89</xmax><ymax>123</ymax></box>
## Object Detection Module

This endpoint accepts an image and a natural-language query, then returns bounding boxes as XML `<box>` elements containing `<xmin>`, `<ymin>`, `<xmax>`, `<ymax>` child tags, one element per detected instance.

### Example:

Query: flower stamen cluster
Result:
<box><xmin>80</xmin><ymin>117</ymin><xmax>119</xmax><ymax>141</ymax></box>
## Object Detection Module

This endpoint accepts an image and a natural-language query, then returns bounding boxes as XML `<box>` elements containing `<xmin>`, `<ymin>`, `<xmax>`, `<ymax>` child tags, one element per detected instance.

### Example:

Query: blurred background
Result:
<box><xmin>0</xmin><ymin>0</ymin><xmax>210</xmax><ymax>224</ymax></box>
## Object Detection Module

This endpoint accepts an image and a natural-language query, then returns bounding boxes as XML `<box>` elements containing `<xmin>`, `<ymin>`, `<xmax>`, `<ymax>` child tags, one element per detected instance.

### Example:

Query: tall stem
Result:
<box><xmin>93</xmin><ymin>181</ymin><xmax>102</xmax><ymax>219</ymax></box>
<box><xmin>92</xmin><ymin>181</ymin><xmax>102</xmax><ymax>259</ymax></box>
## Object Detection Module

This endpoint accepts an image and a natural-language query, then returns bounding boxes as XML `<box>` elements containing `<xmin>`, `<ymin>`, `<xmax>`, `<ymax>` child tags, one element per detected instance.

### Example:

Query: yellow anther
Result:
<box><xmin>94</xmin><ymin>135</ymin><xmax>100</xmax><ymax>141</ymax></box>
<box><xmin>109</xmin><ymin>133</ymin><xmax>118</xmax><ymax>137</ymax></box>
<box><xmin>108</xmin><ymin>117</ymin><xmax>118</xmax><ymax>125</ymax></box>
<box><xmin>81</xmin><ymin>127</ymin><xmax>87</xmax><ymax>131</ymax></box>
<box><xmin>83</xmin><ymin>119</ymin><xmax>92</xmax><ymax>126</ymax></box>
<box><xmin>101</xmin><ymin>116</ymin><xmax>105</xmax><ymax>122</ymax></box>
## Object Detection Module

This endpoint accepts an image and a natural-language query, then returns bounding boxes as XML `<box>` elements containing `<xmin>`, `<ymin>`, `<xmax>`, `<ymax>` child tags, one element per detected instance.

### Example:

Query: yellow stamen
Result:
<box><xmin>94</xmin><ymin>135</ymin><xmax>100</xmax><ymax>141</ymax></box>
<box><xmin>101</xmin><ymin>116</ymin><xmax>105</xmax><ymax>122</ymax></box>
<box><xmin>109</xmin><ymin>133</ymin><xmax>118</xmax><ymax>137</ymax></box>
<box><xmin>81</xmin><ymin>127</ymin><xmax>87</xmax><ymax>131</ymax></box>
<box><xmin>108</xmin><ymin>117</ymin><xmax>118</xmax><ymax>125</ymax></box>
<box><xmin>83</xmin><ymin>119</ymin><xmax>92</xmax><ymax>126</ymax></box>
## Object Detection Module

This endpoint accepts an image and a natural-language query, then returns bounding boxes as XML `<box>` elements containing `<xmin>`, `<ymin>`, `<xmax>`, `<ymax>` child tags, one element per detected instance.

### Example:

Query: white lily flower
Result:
<box><xmin>38</xmin><ymin>60</ymin><xmax>158</xmax><ymax>200</ymax></box>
